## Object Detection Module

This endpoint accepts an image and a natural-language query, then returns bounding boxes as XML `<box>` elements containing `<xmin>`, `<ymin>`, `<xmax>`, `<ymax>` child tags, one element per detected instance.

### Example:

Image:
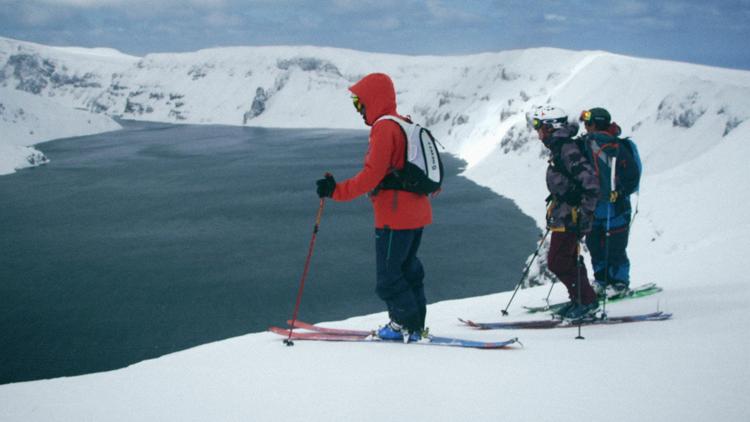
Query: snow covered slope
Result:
<box><xmin>1</xmin><ymin>36</ymin><xmax>749</xmax><ymax>421</ymax></box>
<box><xmin>0</xmin><ymin>37</ymin><xmax>133</xmax><ymax>174</ymax></box>
<box><xmin>0</xmin><ymin>86</ymin><xmax>121</xmax><ymax>174</ymax></box>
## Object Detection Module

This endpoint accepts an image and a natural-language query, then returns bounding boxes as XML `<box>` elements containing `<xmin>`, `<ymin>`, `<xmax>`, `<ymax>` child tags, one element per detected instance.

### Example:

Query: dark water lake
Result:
<box><xmin>0</xmin><ymin>121</ymin><xmax>538</xmax><ymax>384</ymax></box>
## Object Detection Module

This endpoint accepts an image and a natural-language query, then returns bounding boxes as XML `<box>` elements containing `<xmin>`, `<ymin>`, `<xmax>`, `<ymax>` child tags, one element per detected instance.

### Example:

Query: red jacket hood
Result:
<box><xmin>349</xmin><ymin>73</ymin><xmax>397</xmax><ymax>126</ymax></box>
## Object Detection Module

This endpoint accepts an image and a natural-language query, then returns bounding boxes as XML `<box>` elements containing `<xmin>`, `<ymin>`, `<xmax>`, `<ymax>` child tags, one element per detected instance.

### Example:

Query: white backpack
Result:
<box><xmin>375</xmin><ymin>115</ymin><xmax>444</xmax><ymax>195</ymax></box>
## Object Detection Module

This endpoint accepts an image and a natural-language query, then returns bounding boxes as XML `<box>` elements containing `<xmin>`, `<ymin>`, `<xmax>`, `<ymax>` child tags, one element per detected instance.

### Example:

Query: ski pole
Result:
<box><xmin>285</xmin><ymin>196</ymin><xmax>326</xmax><ymax>346</ymax></box>
<box><xmin>601</xmin><ymin>156</ymin><xmax>617</xmax><ymax>319</ymax></box>
<box><xmin>543</xmin><ymin>277</ymin><xmax>556</xmax><ymax>309</ymax></box>
<box><xmin>629</xmin><ymin>192</ymin><xmax>640</xmax><ymax>229</ymax></box>
<box><xmin>575</xmin><ymin>240</ymin><xmax>585</xmax><ymax>340</ymax></box>
<box><xmin>501</xmin><ymin>227</ymin><xmax>550</xmax><ymax>316</ymax></box>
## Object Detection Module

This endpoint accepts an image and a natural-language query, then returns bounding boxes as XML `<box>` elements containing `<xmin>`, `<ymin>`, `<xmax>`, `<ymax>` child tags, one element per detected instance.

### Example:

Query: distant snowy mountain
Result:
<box><xmin>0</xmin><ymin>37</ymin><xmax>134</xmax><ymax>174</ymax></box>
<box><xmin>2</xmin><ymin>34</ymin><xmax>748</xmax><ymax>251</ymax></box>
<box><xmin>2</xmin><ymin>36</ymin><xmax>750</xmax><ymax>422</ymax></box>
<box><xmin>2</xmin><ymin>36</ymin><xmax>748</xmax><ymax>178</ymax></box>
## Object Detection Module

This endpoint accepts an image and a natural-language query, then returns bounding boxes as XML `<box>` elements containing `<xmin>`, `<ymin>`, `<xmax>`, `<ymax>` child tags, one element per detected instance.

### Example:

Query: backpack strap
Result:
<box><xmin>585</xmin><ymin>137</ymin><xmax>619</xmax><ymax>179</ymax></box>
<box><xmin>375</xmin><ymin>115</ymin><xmax>408</xmax><ymax>127</ymax></box>
<box><xmin>371</xmin><ymin>115</ymin><xmax>410</xmax><ymax>194</ymax></box>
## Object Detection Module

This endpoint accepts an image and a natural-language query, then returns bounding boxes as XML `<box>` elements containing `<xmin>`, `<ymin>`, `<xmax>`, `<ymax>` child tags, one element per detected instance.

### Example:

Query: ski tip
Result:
<box><xmin>458</xmin><ymin>318</ymin><xmax>486</xmax><ymax>329</ymax></box>
<box><xmin>488</xmin><ymin>337</ymin><xmax>521</xmax><ymax>349</ymax></box>
<box><xmin>644</xmin><ymin>311</ymin><xmax>674</xmax><ymax>320</ymax></box>
<box><xmin>286</xmin><ymin>319</ymin><xmax>310</xmax><ymax>328</ymax></box>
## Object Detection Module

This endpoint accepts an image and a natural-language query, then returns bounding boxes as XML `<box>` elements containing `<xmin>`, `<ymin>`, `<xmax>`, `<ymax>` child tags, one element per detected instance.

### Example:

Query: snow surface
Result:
<box><xmin>1</xmin><ymin>36</ymin><xmax>749</xmax><ymax>421</ymax></box>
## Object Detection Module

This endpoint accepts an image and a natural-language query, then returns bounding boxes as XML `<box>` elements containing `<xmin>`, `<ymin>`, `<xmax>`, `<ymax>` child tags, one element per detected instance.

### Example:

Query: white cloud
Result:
<box><xmin>661</xmin><ymin>1</ymin><xmax>688</xmax><ymax>16</ymax></box>
<box><xmin>36</xmin><ymin>0</ymin><xmax>137</xmax><ymax>6</ymax></box>
<box><xmin>362</xmin><ymin>16</ymin><xmax>401</xmax><ymax>31</ymax></box>
<box><xmin>544</xmin><ymin>14</ymin><xmax>567</xmax><ymax>22</ymax></box>
<box><xmin>331</xmin><ymin>0</ymin><xmax>358</xmax><ymax>10</ymax></box>
<box><xmin>205</xmin><ymin>11</ymin><xmax>242</xmax><ymax>28</ymax></box>
<box><xmin>36</xmin><ymin>0</ymin><xmax>227</xmax><ymax>8</ymax></box>
<box><xmin>297</xmin><ymin>15</ymin><xmax>323</xmax><ymax>30</ymax></box>
<box><xmin>632</xmin><ymin>15</ymin><xmax>675</xmax><ymax>30</ymax></box>
<box><xmin>610</xmin><ymin>0</ymin><xmax>649</xmax><ymax>16</ymax></box>
<box><xmin>425</xmin><ymin>0</ymin><xmax>480</xmax><ymax>24</ymax></box>
<box><xmin>38</xmin><ymin>0</ymin><xmax>123</xmax><ymax>6</ymax></box>
<box><xmin>18</xmin><ymin>6</ymin><xmax>59</xmax><ymax>25</ymax></box>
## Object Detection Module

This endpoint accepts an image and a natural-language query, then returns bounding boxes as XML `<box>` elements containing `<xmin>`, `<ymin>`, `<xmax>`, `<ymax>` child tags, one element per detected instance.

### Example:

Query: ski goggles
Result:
<box><xmin>530</xmin><ymin>116</ymin><xmax>567</xmax><ymax>130</ymax></box>
<box><xmin>351</xmin><ymin>95</ymin><xmax>364</xmax><ymax>113</ymax></box>
<box><xmin>579</xmin><ymin>110</ymin><xmax>592</xmax><ymax>123</ymax></box>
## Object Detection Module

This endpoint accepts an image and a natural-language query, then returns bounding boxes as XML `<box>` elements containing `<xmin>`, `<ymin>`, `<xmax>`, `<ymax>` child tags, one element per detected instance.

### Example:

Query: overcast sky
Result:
<box><xmin>1</xmin><ymin>0</ymin><xmax>748</xmax><ymax>70</ymax></box>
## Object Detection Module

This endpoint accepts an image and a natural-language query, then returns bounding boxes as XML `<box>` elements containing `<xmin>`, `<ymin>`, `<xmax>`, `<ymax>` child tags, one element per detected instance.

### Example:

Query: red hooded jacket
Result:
<box><xmin>332</xmin><ymin>73</ymin><xmax>432</xmax><ymax>230</ymax></box>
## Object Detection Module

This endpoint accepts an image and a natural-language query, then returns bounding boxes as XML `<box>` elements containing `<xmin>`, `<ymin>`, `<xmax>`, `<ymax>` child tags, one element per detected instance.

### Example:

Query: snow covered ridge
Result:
<box><xmin>1</xmin><ymin>35</ymin><xmax>749</xmax><ymax>177</ymax></box>
<box><xmin>1</xmin><ymin>34</ymin><xmax>749</xmax><ymax>252</ymax></box>
<box><xmin>0</xmin><ymin>37</ymin><xmax>132</xmax><ymax>175</ymax></box>
<box><xmin>0</xmin><ymin>38</ymin><xmax>750</xmax><ymax>177</ymax></box>
<box><xmin>2</xmin><ymin>37</ymin><xmax>750</xmax><ymax>421</ymax></box>
<box><xmin>1</xmin><ymin>34</ymin><xmax>749</xmax><ymax>247</ymax></box>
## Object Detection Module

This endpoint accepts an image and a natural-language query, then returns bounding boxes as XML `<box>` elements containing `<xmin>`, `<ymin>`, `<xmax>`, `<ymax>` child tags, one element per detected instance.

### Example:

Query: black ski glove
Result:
<box><xmin>572</xmin><ymin>207</ymin><xmax>593</xmax><ymax>238</ymax></box>
<box><xmin>316</xmin><ymin>173</ymin><xmax>336</xmax><ymax>198</ymax></box>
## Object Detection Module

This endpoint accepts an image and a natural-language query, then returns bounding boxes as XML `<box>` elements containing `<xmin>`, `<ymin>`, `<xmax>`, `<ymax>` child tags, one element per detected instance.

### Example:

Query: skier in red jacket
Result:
<box><xmin>316</xmin><ymin>73</ymin><xmax>432</xmax><ymax>342</ymax></box>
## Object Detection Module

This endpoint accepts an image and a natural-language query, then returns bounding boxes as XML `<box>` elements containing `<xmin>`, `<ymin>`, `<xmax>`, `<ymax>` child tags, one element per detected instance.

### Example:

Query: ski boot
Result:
<box><xmin>564</xmin><ymin>301</ymin><xmax>600</xmax><ymax>322</ymax></box>
<box><xmin>377</xmin><ymin>321</ymin><xmax>424</xmax><ymax>343</ymax></box>
<box><xmin>551</xmin><ymin>301</ymin><xmax>577</xmax><ymax>320</ymax></box>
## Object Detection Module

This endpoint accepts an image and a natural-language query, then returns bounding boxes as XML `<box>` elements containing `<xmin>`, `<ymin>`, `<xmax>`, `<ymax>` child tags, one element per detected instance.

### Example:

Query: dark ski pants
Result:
<box><xmin>375</xmin><ymin>227</ymin><xmax>426</xmax><ymax>332</ymax></box>
<box><xmin>586</xmin><ymin>221</ymin><xmax>631</xmax><ymax>285</ymax></box>
<box><xmin>548</xmin><ymin>231</ymin><xmax>597</xmax><ymax>305</ymax></box>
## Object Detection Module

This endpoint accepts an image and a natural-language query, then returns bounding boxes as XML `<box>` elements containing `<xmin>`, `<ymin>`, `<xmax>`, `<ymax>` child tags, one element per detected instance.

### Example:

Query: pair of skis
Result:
<box><xmin>269</xmin><ymin>283</ymin><xmax>670</xmax><ymax>347</ymax></box>
<box><xmin>522</xmin><ymin>282</ymin><xmax>662</xmax><ymax>314</ymax></box>
<box><xmin>459</xmin><ymin>311</ymin><xmax>672</xmax><ymax>330</ymax></box>
<box><xmin>461</xmin><ymin>282</ymin><xmax>671</xmax><ymax>329</ymax></box>
<box><xmin>269</xmin><ymin>309</ymin><xmax>672</xmax><ymax>347</ymax></box>
<box><xmin>269</xmin><ymin>320</ymin><xmax>520</xmax><ymax>350</ymax></box>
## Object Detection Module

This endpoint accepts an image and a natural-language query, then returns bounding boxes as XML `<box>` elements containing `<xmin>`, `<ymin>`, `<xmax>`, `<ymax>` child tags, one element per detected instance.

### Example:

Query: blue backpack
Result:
<box><xmin>579</xmin><ymin>133</ymin><xmax>642</xmax><ymax>219</ymax></box>
<box><xmin>579</xmin><ymin>134</ymin><xmax>641</xmax><ymax>196</ymax></box>
<box><xmin>619</xmin><ymin>137</ymin><xmax>642</xmax><ymax>194</ymax></box>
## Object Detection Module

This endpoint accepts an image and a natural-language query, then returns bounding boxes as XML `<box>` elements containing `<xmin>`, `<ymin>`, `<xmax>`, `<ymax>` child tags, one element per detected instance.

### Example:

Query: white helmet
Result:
<box><xmin>528</xmin><ymin>105</ymin><xmax>569</xmax><ymax>130</ymax></box>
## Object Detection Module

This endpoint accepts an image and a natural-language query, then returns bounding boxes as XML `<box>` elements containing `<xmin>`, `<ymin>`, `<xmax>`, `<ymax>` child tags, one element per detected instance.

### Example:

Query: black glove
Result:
<box><xmin>572</xmin><ymin>207</ymin><xmax>592</xmax><ymax>237</ymax></box>
<box><xmin>316</xmin><ymin>173</ymin><xmax>336</xmax><ymax>198</ymax></box>
<box><xmin>561</xmin><ymin>186</ymin><xmax>583</xmax><ymax>206</ymax></box>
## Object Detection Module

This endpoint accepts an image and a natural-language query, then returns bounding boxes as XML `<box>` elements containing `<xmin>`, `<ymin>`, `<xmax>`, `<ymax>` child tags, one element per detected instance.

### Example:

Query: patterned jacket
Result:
<box><xmin>544</xmin><ymin>126</ymin><xmax>600</xmax><ymax>234</ymax></box>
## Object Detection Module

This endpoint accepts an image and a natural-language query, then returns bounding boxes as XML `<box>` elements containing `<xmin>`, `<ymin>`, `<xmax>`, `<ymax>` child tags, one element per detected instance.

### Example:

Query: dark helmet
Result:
<box><xmin>580</xmin><ymin>107</ymin><xmax>611</xmax><ymax>130</ymax></box>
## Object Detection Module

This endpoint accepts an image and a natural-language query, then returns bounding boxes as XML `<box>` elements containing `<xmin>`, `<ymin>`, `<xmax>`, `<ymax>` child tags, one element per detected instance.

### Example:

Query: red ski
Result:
<box><xmin>270</xmin><ymin>321</ymin><xmax>519</xmax><ymax>349</ymax></box>
<box><xmin>286</xmin><ymin>320</ymin><xmax>372</xmax><ymax>336</ymax></box>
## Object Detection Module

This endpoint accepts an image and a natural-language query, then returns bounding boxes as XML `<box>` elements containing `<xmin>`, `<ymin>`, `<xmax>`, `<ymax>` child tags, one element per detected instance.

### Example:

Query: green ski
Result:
<box><xmin>523</xmin><ymin>283</ymin><xmax>662</xmax><ymax>314</ymax></box>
